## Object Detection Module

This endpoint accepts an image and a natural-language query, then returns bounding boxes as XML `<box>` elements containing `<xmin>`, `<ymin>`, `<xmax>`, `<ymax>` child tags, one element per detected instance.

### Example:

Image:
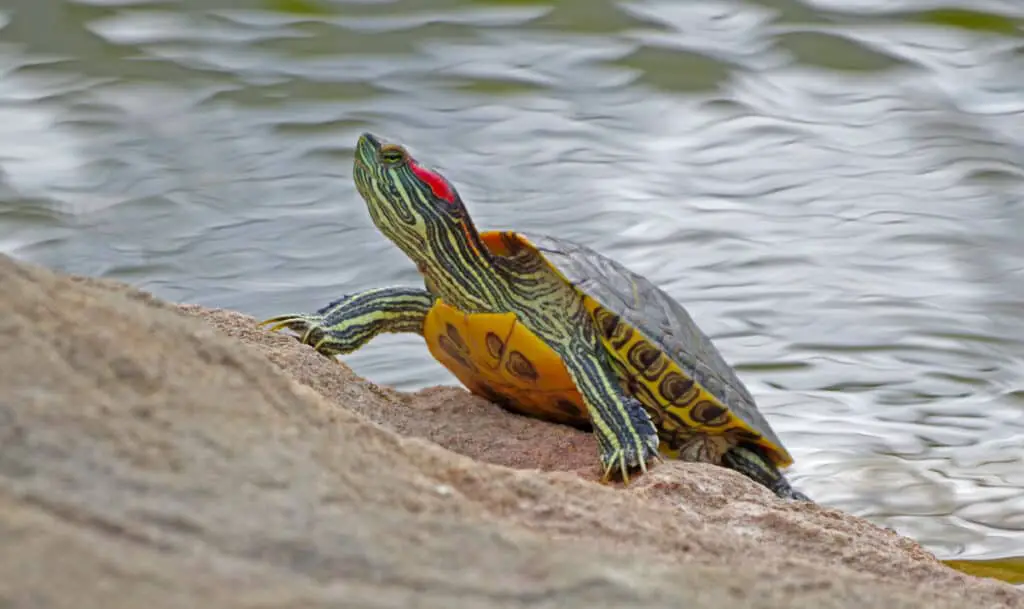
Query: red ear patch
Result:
<box><xmin>408</xmin><ymin>161</ymin><xmax>456</xmax><ymax>203</ymax></box>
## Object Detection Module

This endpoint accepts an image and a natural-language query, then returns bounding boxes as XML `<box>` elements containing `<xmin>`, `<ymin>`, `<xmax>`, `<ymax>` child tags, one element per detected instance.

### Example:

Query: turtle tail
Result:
<box><xmin>721</xmin><ymin>443</ymin><xmax>812</xmax><ymax>502</ymax></box>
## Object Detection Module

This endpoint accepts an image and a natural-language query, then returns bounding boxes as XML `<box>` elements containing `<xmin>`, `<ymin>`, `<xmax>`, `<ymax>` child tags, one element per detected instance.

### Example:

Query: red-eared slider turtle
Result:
<box><xmin>261</xmin><ymin>132</ymin><xmax>810</xmax><ymax>501</ymax></box>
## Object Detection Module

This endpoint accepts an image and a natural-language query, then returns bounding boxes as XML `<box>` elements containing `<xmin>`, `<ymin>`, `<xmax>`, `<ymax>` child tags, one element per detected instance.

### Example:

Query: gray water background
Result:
<box><xmin>2</xmin><ymin>0</ymin><xmax>1023</xmax><ymax>565</ymax></box>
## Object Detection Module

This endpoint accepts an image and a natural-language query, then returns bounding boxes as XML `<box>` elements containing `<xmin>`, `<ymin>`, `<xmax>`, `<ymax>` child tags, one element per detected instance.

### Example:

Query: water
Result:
<box><xmin>2</xmin><ymin>0</ymin><xmax>1023</xmax><ymax>574</ymax></box>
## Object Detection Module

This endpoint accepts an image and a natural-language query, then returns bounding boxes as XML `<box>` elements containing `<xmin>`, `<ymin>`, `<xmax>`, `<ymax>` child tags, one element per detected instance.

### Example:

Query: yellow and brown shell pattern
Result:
<box><xmin>584</xmin><ymin>296</ymin><xmax>785</xmax><ymax>465</ymax></box>
<box><xmin>422</xmin><ymin>300</ymin><xmax>591</xmax><ymax>428</ymax></box>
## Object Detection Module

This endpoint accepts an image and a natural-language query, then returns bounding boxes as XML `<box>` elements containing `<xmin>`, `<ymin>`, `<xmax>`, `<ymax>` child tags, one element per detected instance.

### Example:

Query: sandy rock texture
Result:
<box><xmin>1</xmin><ymin>253</ymin><xmax>1021</xmax><ymax>609</ymax></box>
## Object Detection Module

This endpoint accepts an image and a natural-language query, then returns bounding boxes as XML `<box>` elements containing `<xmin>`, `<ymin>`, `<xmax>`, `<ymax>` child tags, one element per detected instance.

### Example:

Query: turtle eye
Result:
<box><xmin>379</xmin><ymin>144</ymin><xmax>407</xmax><ymax>165</ymax></box>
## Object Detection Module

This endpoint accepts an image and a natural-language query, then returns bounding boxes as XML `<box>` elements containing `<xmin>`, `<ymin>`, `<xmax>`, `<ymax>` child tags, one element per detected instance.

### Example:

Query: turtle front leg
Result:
<box><xmin>555</xmin><ymin>342</ymin><xmax>661</xmax><ymax>484</ymax></box>
<box><xmin>259</xmin><ymin>287</ymin><xmax>435</xmax><ymax>357</ymax></box>
<box><xmin>721</xmin><ymin>443</ymin><xmax>812</xmax><ymax>502</ymax></box>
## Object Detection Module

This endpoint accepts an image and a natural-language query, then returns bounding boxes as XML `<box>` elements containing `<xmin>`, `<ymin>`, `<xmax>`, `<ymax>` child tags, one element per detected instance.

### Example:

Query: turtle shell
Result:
<box><xmin>518</xmin><ymin>232</ymin><xmax>793</xmax><ymax>466</ymax></box>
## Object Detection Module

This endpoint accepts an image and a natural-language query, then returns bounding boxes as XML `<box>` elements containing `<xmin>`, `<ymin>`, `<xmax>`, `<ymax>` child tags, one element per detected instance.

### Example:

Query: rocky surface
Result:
<box><xmin>1</xmin><ymin>253</ymin><xmax>1021</xmax><ymax>609</ymax></box>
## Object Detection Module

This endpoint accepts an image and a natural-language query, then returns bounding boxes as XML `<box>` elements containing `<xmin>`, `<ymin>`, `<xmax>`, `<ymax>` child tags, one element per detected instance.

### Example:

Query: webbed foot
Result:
<box><xmin>596</xmin><ymin>397</ymin><xmax>662</xmax><ymax>485</ymax></box>
<box><xmin>721</xmin><ymin>443</ymin><xmax>813</xmax><ymax>502</ymax></box>
<box><xmin>259</xmin><ymin>313</ymin><xmax>343</xmax><ymax>357</ymax></box>
<box><xmin>259</xmin><ymin>288</ymin><xmax>434</xmax><ymax>358</ymax></box>
<box><xmin>785</xmin><ymin>488</ymin><xmax>813</xmax><ymax>503</ymax></box>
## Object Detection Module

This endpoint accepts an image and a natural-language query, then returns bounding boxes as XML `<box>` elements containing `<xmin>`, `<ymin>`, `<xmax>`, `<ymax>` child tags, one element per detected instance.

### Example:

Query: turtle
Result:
<box><xmin>260</xmin><ymin>132</ymin><xmax>810</xmax><ymax>501</ymax></box>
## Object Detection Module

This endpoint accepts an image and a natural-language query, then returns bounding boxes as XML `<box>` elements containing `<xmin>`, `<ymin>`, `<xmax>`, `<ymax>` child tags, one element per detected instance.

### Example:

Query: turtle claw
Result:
<box><xmin>598</xmin><ymin>432</ymin><xmax>660</xmax><ymax>486</ymax></box>
<box><xmin>257</xmin><ymin>313</ymin><xmax>298</xmax><ymax>327</ymax></box>
<box><xmin>258</xmin><ymin>314</ymin><xmax>319</xmax><ymax>334</ymax></box>
<box><xmin>259</xmin><ymin>314</ymin><xmax>336</xmax><ymax>355</ymax></box>
<box><xmin>599</xmin><ymin>449</ymin><xmax>626</xmax><ymax>485</ymax></box>
<box><xmin>791</xmin><ymin>491</ymin><xmax>813</xmax><ymax>502</ymax></box>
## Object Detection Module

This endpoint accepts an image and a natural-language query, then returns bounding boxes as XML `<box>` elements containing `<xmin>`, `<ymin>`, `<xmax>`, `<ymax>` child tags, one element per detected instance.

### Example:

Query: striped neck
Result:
<box><xmin>411</xmin><ymin>215</ymin><xmax>508</xmax><ymax>313</ymax></box>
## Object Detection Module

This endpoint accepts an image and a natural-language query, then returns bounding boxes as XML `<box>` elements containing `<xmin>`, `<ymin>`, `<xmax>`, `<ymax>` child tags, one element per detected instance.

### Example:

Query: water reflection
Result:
<box><xmin>0</xmin><ymin>0</ymin><xmax>1022</xmax><ymax>572</ymax></box>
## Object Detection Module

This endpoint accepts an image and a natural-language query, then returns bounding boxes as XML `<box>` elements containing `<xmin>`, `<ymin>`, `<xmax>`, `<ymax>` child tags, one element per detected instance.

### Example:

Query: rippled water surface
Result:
<box><xmin>2</xmin><ymin>0</ymin><xmax>1024</xmax><ymax>570</ymax></box>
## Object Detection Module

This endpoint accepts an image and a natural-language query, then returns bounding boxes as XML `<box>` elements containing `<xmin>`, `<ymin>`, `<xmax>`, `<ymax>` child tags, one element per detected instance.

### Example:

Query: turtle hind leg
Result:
<box><xmin>721</xmin><ymin>443</ymin><xmax>812</xmax><ymax>502</ymax></box>
<box><xmin>259</xmin><ymin>287</ymin><xmax>435</xmax><ymax>357</ymax></box>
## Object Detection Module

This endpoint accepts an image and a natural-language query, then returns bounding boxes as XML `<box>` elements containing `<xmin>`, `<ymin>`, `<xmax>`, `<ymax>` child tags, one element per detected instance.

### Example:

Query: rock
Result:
<box><xmin>0</xmin><ymin>253</ymin><xmax>1020</xmax><ymax>609</ymax></box>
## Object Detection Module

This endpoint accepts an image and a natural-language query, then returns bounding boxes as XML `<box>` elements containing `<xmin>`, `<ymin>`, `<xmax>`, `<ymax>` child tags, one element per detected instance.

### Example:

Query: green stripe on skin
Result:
<box><xmin>259</xmin><ymin>287</ymin><xmax>434</xmax><ymax>356</ymax></box>
<box><xmin>350</xmin><ymin>133</ymin><xmax>661</xmax><ymax>480</ymax></box>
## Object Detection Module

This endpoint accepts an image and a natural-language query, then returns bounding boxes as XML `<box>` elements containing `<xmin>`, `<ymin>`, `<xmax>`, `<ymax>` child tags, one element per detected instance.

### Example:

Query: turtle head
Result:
<box><xmin>353</xmin><ymin>132</ymin><xmax>486</xmax><ymax>267</ymax></box>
